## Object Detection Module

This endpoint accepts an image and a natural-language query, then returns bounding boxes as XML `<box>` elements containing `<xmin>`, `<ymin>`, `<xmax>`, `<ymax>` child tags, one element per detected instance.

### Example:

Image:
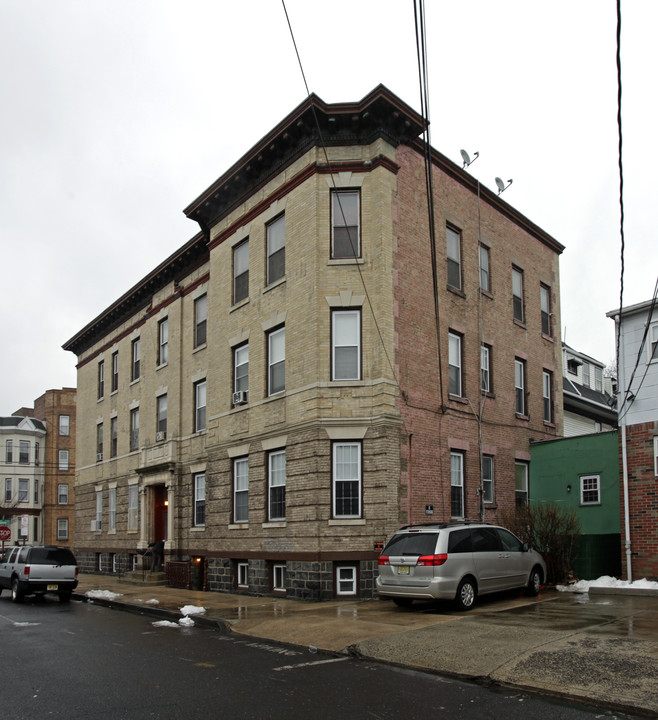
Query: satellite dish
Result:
<box><xmin>460</xmin><ymin>149</ymin><xmax>471</xmax><ymax>167</ymax></box>
<box><xmin>495</xmin><ymin>177</ymin><xmax>506</xmax><ymax>193</ymax></box>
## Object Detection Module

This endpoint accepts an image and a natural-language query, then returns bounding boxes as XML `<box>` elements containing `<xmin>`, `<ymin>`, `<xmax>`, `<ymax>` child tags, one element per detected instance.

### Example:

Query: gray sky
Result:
<box><xmin>1</xmin><ymin>0</ymin><xmax>656</xmax><ymax>415</ymax></box>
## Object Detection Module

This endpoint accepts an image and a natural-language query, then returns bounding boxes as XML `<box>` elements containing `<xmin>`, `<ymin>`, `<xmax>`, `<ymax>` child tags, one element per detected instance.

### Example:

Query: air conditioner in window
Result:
<box><xmin>90</xmin><ymin>520</ymin><xmax>101</xmax><ymax>531</ymax></box>
<box><xmin>96</xmin><ymin>452</ymin><xmax>103</xmax><ymax>462</ymax></box>
<box><xmin>232</xmin><ymin>391</ymin><xmax>247</xmax><ymax>406</ymax></box>
<box><xmin>155</xmin><ymin>431</ymin><xmax>166</xmax><ymax>442</ymax></box>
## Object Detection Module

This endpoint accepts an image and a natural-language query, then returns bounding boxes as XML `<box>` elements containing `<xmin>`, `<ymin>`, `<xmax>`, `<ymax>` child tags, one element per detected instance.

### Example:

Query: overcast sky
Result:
<box><xmin>1</xmin><ymin>0</ymin><xmax>656</xmax><ymax>415</ymax></box>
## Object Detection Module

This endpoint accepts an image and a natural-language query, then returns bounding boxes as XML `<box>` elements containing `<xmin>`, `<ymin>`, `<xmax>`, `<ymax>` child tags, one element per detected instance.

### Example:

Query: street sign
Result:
<box><xmin>0</xmin><ymin>526</ymin><xmax>10</xmax><ymax>541</ymax></box>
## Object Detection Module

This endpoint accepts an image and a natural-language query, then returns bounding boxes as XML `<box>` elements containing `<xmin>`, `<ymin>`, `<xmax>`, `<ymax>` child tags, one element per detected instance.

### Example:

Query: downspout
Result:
<box><xmin>618</xmin><ymin>315</ymin><xmax>632</xmax><ymax>581</ymax></box>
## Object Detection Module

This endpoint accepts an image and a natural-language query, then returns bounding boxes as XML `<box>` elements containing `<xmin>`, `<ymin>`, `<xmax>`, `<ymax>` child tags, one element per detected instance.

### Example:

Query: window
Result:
<box><xmin>234</xmin><ymin>343</ymin><xmax>249</xmax><ymax>397</ymax></box>
<box><xmin>582</xmin><ymin>362</ymin><xmax>590</xmax><ymax>387</ymax></box>
<box><xmin>515</xmin><ymin>462</ymin><xmax>528</xmax><ymax>507</ymax></box>
<box><xmin>273</xmin><ymin>564</ymin><xmax>286</xmax><ymax>592</ymax></box>
<box><xmin>540</xmin><ymin>284</ymin><xmax>551</xmax><ymax>335</ymax></box>
<box><xmin>515</xmin><ymin>359</ymin><xmax>526</xmax><ymax>416</ymax></box>
<box><xmin>4</xmin><ymin>478</ymin><xmax>11</xmax><ymax>503</ymax></box>
<box><xmin>34</xmin><ymin>478</ymin><xmax>39</xmax><ymax>503</ymax></box>
<box><xmin>157</xmin><ymin>395</ymin><xmax>167</xmax><ymax>436</ymax></box>
<box><xmin>5</xmin><ymin>439</ymin><xmax>12</xmax><ymax>463</ymax></box>
<box><xmin>194</xmin><ymin>380</ymin><xmax>206</xmax><ymax>432</ymax></box>
<box><xmin>194</xmin><ymin>473</ymin><xmax>205</xmax><ymax>526</ymax></box>
<box><xmin>237</xmin><ymin>562</ymin><xmax>248</xmax><ymax>587</ymax></box>
<box><xmin>19</xmin><ymin>478</ymin><xmax>29</xmax><ymax>503</ymax></box>
<box><xmin>131</xmin><ymin>339</ymin><xmax>140</xmax><ymax>381</ymax></box>
<box><xmin>594</xmin><ymin>366</ymin><xmax>602</xmax><ymax>392</ymax></box>
<box><xmin>128</xmin><ymin>485</ymin><xmax>139</xmax><ymax>531</ymax></box>
<box><xmin>448</xmin><ymin>332</ymin><xmax>462</xmax><ymax>397</ymax></box>
<box><xmin>580</xmin><ymin>475</ymin><xmax>600</xmax><ymax>505</ymax></box>
<box><xmin>110</xmin><ymin>417</ymin><xmax>118</xmax><ymax>457</ymax></box>
<box><xmin>268</xmin><ymin>450</ymin><xmax>286</xmax><ymax>521</ymax></box>
<box><xmin>194</xmin><ymin>294</ymin><xmax>207</xmax><ymax>348</ymax></box>
<box><xmin>266</xmin><ymin>214</ymin><xmax>285</xmax><ymax>285</ymax></box>
<box><xmin>446</xmin><ymin>225</ymin><xmax>462</xmax><ymax>290</ymax></box>
<box><xmin>482</xmin><ymin>455</ymin><xmax>494</xmax><ymax>503</ymax></box>
<box><xmin>332</xmin><ymin>310</ymin><xmax>361</xmax><ymax>381</ymax></box>
<box><xmin>333</xmin><ymin>442</ymin><xmax>361</xmax><ymax>518</ymax></box>
<box><xmin>58</xmin><ymin>483</ymin><xmax>69</xmax><ymax>505</ymax></box>
<box><xmin>268</xmin><ymin>327</ymin><xmax>285</xmax><ymax>395</ymax></box>
<box><xmin>130</xmin><ymin>408</ymin><xmax>139</xmax><ymax>452</ymax></box>
<box><xmin>331</xmin><ymin>190</ymin><xmax>360</xmax><ymax>258</ymax></box>
<box><xmin>481</xmin><ymin>344</ymin><xmax>492</xmax><ymax>393</ymax></box>
<box><xmin>96</xmin><ymin>423</ymin><xmax>103</xmax><ymax>460</ymax></box>
<box><xmin>649</xmin><ymin>323</ymin><xmax>658</xmax><ymax>363</ymax></box>
<box><xmin>109</xmin><ymin>488</ymin><xmax>117</xmax><ymax>532</ymax></box>
<box><xmin>512</xmin><ymin>267</ymin><xmax>524</xmax><ymax>322</ymax></box>
<box><xmin>95</xmin><ymin>490</ymin><xmax>102</xmax><ymax>530</ymax></box>
<box><xmin>234</xmin><ymin>458</ymin><xmax>249</xmax><ymax>523</ymax></box>
<box><xmin>57</xmin><ymin>519</ymin><xmax>68</xmax><ymax>541</ymax></box>
<box><xmin>34</xmin><ymin>443</ymin><xmax>39</xmax><ymax>465</ymax></box>
<box><xmin>111</xmin><ymin>351</ymin><xmax>119</xmax><ymax>392</ymax></box>
<box><xmin>59</xmin><ymin>415</ymin><xmax>70</xmax><ymax>436</ymax></box>
<box><xmin>336</xmin><ymin>565</ymin><xmax>357</xmax><ymax>596</ymax></box>
<box><xmin>233</xmin><ymin>240</ymin><xmax>249</xmax><ymax>303</ymax></box>
<box><xmin>158</xmin><ymin>318</ymin><xmax>168</xmax><ymax>365</ymax></box>
<box><xmin>98</xmin><ymin>360</ymin><xmax>105</xmax><ymax>399</ymax></box>
<box><xmin>479</xmin><ymin>244</ymin><xmax>490</xmax><ymax>292</ymax></box>
<box><xmin>58</xmin><ymin>450</ymin><xmax>69</xmax><ymax>470</ymax></box>
<box><xmin>19</xmin><ymin>440</ymin><xmax>29</xmax><ymax>464</ymax></box>
<box><xmin>543</xmin><ymin>370</ymin><xmax>553</xmax><ymax>423</ymax></box>
<box><xmin>450</xmin><ymin>451</ymin><xmax>464</xmax><ymax>518</ymax></box>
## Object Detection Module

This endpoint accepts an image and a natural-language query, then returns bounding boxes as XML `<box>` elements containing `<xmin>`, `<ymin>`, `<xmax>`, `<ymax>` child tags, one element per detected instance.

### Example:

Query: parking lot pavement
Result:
<box><xmin>75</xmin><ymin>575</ymin><xmax>658</xmax><ymax>716</ymax></box>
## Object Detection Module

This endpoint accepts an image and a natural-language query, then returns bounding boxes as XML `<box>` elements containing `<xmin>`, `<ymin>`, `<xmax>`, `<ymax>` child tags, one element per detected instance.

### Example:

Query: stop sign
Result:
<box><xmin>0</xmin><ymin>526</ymin><xmax>11</xmax><ymax>541</ymax></box>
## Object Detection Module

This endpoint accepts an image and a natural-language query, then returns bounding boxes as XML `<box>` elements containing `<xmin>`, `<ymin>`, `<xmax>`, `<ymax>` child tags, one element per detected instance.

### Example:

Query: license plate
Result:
<box><xmin>47</xmin><ymin>584</ymin><xmax>59</xmax><ymax>591</ymax></box>
<box><xmin>397</xmin><ymin>566</ymin><xmax>410</xmax><ymax>575</ymax></box>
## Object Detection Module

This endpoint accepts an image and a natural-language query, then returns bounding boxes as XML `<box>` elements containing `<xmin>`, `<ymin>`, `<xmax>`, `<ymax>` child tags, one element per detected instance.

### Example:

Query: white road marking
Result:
<box><xmin>273</xmin><ymin>657</ymin><xmax>350</xmax><ymax>672</ymax></box>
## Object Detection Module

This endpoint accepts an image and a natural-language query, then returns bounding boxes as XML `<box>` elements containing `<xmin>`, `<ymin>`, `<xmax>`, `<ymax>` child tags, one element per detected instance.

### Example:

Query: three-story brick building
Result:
<box><xmin>64</xmin><ymin>86</ymin><xmax>564</xmax><ymax>598</ymax></box>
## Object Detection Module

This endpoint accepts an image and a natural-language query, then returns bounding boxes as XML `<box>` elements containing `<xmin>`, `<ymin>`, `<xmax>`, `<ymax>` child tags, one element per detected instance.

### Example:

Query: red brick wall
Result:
<box><xmin>620</xmin><ymin>421</ymin><xmax>658</xmax><ymax>580</ymax></box>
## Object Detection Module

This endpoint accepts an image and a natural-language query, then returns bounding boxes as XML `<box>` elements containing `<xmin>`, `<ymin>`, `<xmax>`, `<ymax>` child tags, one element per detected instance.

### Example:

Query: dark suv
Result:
<box><xmin>0</xmin><ymin>545</ymin><xmax>78</xmax><ymax>603</ymax></box>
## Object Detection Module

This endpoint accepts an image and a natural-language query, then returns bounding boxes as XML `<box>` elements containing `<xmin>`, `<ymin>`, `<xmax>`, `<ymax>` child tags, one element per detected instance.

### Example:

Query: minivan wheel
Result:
<box><xmin>393</xmin><ymin>598</ymin><xmax>413</xmax><ymax>608</ymax></box>
<box><xmin>455</xmin><ymin>578</ymin><xmax>476</xmax><ymax>611</ymax></box>
<box><xmin>527</xmin><ymin>567</ymin><xmax>542</xmax><ymax>596</ymax></box>
<box><xmin>11</xmin><ymin>578</ymin><xmax>24</xmax><ymax>604</ymax></box>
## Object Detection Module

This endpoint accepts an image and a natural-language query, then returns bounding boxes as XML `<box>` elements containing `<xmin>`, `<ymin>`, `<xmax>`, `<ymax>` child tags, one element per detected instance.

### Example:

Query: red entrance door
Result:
<box><xmin>153</xmin><ymin>485</ymin><xmax>168</xmax><ymax>542</ymax></box>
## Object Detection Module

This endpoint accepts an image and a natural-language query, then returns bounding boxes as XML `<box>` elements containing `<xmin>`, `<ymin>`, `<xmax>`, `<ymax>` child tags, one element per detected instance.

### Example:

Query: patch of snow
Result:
<box><xmin>557</xmin><ymin>576</ymin><xmax>658</xmax><ymax>593</ymax></box>
<box><xmin>145</xmin><ymin>598</ymin><xmax>160</xmax><ymax>605</ymax></box>
<box><xmin>178</xmin><ymin>616</ymin><xmax>195</xmax><ymax>627</ymax></box>
<box><xmin>179</xmin><ymin>604</ymin><xmax>206</xmax><ymax>616</ymax></box>
<box><xmin>152</xmin><ymin>620</ymin><xmax>180</xmax><ymax>628</ymax></box>
<box><xmin>85</xmin><ymin>589</ymin><xmax>123</xmax><ymax>600</ymax></box>
<box><xmin>13</xmin><ymin>621</ymin><xmax>40</xmax><ymax>627</ymax></box>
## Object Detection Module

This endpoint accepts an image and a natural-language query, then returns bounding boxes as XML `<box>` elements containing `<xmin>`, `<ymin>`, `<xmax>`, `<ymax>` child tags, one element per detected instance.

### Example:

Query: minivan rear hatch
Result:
<box><xmin>378</xmin><ymin>532</ymin><xmax>441</xmax><ymax>587</ymax></box>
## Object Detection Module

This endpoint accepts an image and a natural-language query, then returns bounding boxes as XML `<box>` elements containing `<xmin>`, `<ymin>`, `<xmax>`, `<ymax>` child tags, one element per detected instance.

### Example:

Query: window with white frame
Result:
<box><xmin>582</xmin><ymin>362</ymin><xmax>590</xmax><ymax>387</ymax></box>
<box><xmin>59</xmin><ymin>415</ymin><xmax>70</xmax><ymax>436</ymax></box>
<box><xmin>266</xmin><ymin>214</ymin><xmax>285</xmax><ymax>285</ymax></box>
<box><xmin>448</xmin><ymin>332</ymin><xmax>462</xmax><ymax>397</ymax></box>
<box><xmin>481</xmin><ymin>344</ymin><xmax>492</xmax><ymax>393</ymax></box>
<box><xmin>331</xmin><ymin>189</ymin><xmax>360</xmax><ymax>258</ymax></box>
<box><xmin>512</xmin><ymin>267</ymin><xmax>524</xmax><ymax>323</ymax></box>
<box><xmin>482</xmin><ymin>455</ymin><xmax>494</xmax><ymax>503</ymax></box>
<box><xmin>332</xmin><ymin>310</ymin><xmax>361</xmax><ymax>381</ymax></box>
<box><xmin>35</xmin><ymin>443</ymin><xmax>39</xmax><ymax>465</ymax></box>
<box><xmin>57</xmin><ymin>519</ymin><xmax>68</xmax><ymax>541</ymax></box>
<box><xmin>233</xmin><ymin>458</ymin><xmax>249</xmax><ymax>523</ymax></box>
<box><xmin>580</xmin><ymin>475</ymin><xmax>601</xmax><ymax>505</ymax></box>
<box><xmin>34</xmin><ymin>478</ymin><xmax>39</xmax><ymax>503</ymax></box>
<box><xmin>98</xmin><ymin>360</ymin><xmax>105</xmax><ymax>399</ymax></box>
<box><xmin>194</xmin><ymin>380</ymin><xmax>206</xmax><ymax>432</ymax></box>
<box><xmin>109</xmin><ymin>488</ymin><xmax>117</xmax><ymax>532</ymax></box>
<box><xmin>268</xmin><ymin>450</ymin><xmax>286</xmax><ymax>521</ymax></box>
<box><xmin>233</xmin><ymin>239</ymin><xmax>249</xmax><ymax>304</ymax></box>
<box><xmin>649</xmin><ymin>323</ymin><xmax>658</xmax><ymax>363</ymax></box>
<box><xmin>193</xmin><ymin>472</ymin><xmax>205</xmax><ymax>526</ymax></box>
<box><xmin>594</xmin><ymin>366</ymin><xmax>603</xmax><ymax>392</ymax></box>
<box><xmin>96</xmin><ymin>423</ymin><xmax>103</xmax><ymax>460</ymax></box>
<box><xmin>194</xmin><ymin>294</ymin><xmax>207</xmax><ymax>348</ymax></box>
<box><xmin>157</xmin><ymin>394</ymin><xmax>167</xmax><ymax>436</ymax></box>
<box><xmin>540</xmin><ymin>284</ymin><xmax>551</xmax><ymax>336</ymax></box>
<box><xmin>333</xmin><ymin>442</ymin><xmax>361</xmax><ymax>518</ymax></box>
<box><xmin>543</xmin><ymin>370</ymin><xmax>553</xmax><ymax>423</ymax></box>
<box><xmin>6</xmin><ymin>439</ymin><xmax>12</xmax><ymax>463</ymax></box>
<box><xmin>130</xmin><ymin>408</ymin><xmax>139</xmax><ymax>452</ymax></box>
<box><xmin>336</xmin><ymin>565</ymin><xmax>357</xmax><ymax>596</ymax></box>
<box><xmin>111</xmin><ymin>351</ymin><xmax>119</xmax><ymax>393</ymax></box>
<box><xmin>479</xmin><ymin>243</ymin><xmax>490</xmax><ymax>292</ymax></box>
<box><xmin>58</xmin><ymin>450</ymin><xmax>69</xmax><ymax>471</ymax></box>
<box><xmin>19</xmin><ymin>440</ymin><xmax>29</xmax><ymax>464</ymax></box>
<box><xmin>110</xmin><ymin>416</ymin><xmax>118</xmax><ymax>457</ymax></box>
<box><xmin>4</xmin><ymin>478</ymin><xmax>11</xmax><ymax>503</ymax></box>
<box><xmin>111</xmin><ymin>554</ymin><xmax>118</xmax><ymax>573</ymax></box>
<box><xmin>268</xmin><ymin>327</ymin><xmax>285</xmax><ymax>395</ymax></box>
<box><xmin>128</xmin><ymin>485</ymin><xmax>139</xmax><ymax>531</ymax></box>
<box><xmin>237</xmin><ymin>562</ymin><xmax>248</xmax><ymax>587</ymax></box>
<box><xmin>446</xmin><ymin>225</ymin><xmax>462</xmax><ymax>290</ymax></box>
<box><xmin>95</xmin><ymin>490</ymin><xmax>102</xmax><ymax>530</ymax></box>
<box><xmin>515</xmin><ymin>359</ymin><xmax>526</xmax><ymax>415</ymax></box>
<box><xmin>157</xmin><ymin>318</ymin><xmax>168</xmax><ymax>365</ymax></box>
<box><xmin>450</xmin><ymin>452</ymin><xmax>464</xmax><ymax>518</ymax></box>
<box><xmin>131</xmin><ymin>338</ymin><xmax>140</xmax><ymax>381</ymax></box>
<box><xmin>18</xmin><ymin>478</ymin><xmax>29</xmax><ymax>502</ymax></box>
<box><xmin>234</xmin><ymin>343</ymin><xmax>249</xmax><ymax>398</ymax></box>
<box><xmin>272</xmin><ymin>564</ymin><xmax>286</xmax><ymax>591</ymax></box>
<box><xmin>515</xmin><ymin>462</ymin><xmax>528</xmax><ymax>507</ymax></box>
<box><xmin>58</xmin><ymin>483</ymin><xmax>69</xmax><ymax>504</ymax></box>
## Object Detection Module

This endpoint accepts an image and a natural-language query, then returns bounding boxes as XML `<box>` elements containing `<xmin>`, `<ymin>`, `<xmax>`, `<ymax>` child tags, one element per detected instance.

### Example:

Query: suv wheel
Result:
<box><xmin>11</xmin><ymin>578</ymin><xmax>24</xmax><ymax>604</ymax></box>
<box><xmin>527</xmin><ymin>567</ymin><xmax>542</xmax><ymax>596</ymax></box>
<box><xmin>455</xmin><ymin>577</ymin><xmax>476</xmax><ymax>611</ymax></box>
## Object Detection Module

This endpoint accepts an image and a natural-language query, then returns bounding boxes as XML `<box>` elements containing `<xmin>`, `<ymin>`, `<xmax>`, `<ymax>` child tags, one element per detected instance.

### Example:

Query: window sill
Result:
<box><xmin>230</xmin><ymin>298</ymin><xmax>249</xmax><ymax>313</ymax></box>
<box><xmin>111</xmin><ymin>390</ymin><xmax>118</xmax><ymax>397</ymax></box>
<box><xmin>543</xmin><ymin>421</ymin><xmax>556</xmax><ymax>429</ymax></box>
<box><xmin>190</xmin><ymin>526</ymin><xmax>206</xmax><ymax>532</ymax></box>
<box><xmin>541</xmin><ymin>333</ymin><xmax>554</xmax><ymax>343</ymax></box>
<box><xmin>262</xmin><ymin>521</ymin><xmax>286</xmax><ymax>528</ymax></box>
<box><xmin>513</xmin><ymin>319</ymin><xmax>527</xmax><ymax>330</ymax></box>
<box><xmin>192</xmin><ymin>343</ymin><xmax>207</xmax><ymax>354</ymax></box>
<box><xmin>263</xmin><ymin>277</ymin><xmax>286</xmax><ymax>294</ymax></box>
<box><xmin>328</xmin><ymin>257</ymin><xmax>364</xmax><ymax>265</ymax></box>
<box><xmin>515</xmin><ymin>413</ymin><xmax>530</xmax><ymax>421</ymax></box>
<box><xmin>328</xmin><ymin>518</ymin><xmax>365</xmax><ymax>526</ymax></box>
<box><xmin>130</xmin><ymin>378</ymin><xmax>140</xmax><ymax>386</ymax></box>
<box><xmin>447</xmin><ymin>285</ymin><xmax>466</xmax><ymax>299</ymax></box>
<box><xmin>228</xmin><ymin>523</ymin><xmax>248</xmax><ymax>530</ymax></box>
<box><xmin>156</xmin><ymin>362</ymin><xmax>168</xmax><ymax>371</ymax></box>
<box><xmin>264</xmin><ymin>391</ymin><xmax>285</xmax><ymax>402</ymax></box>
<box><xmin>480</xmin><ymin>289</ymin><xmax>493</xmax><ymax>300</ymax></box>
<box><xmin>481</xmin><ymin>391</ymin><xmax>496</xmax><ymax>399</ymax></box>
<box><xmin>448</xmin><ymin>394</ymin><xmax>468</xmax><ymax>404</ymax></box>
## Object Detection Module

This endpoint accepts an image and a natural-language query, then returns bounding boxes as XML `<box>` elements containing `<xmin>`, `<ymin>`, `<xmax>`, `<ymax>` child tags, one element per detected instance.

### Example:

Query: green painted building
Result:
<box><xmin>529</xmin><ymin>430</ymin><xmax>620</xmax><ymax>580</ymax></box>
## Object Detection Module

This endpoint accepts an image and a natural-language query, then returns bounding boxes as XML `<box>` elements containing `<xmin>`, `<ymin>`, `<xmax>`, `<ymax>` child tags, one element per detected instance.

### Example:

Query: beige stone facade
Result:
<box><xmin>64</xmin><ymin>86</ymin><xmax>564</xmax><ymax>598</ymax></box>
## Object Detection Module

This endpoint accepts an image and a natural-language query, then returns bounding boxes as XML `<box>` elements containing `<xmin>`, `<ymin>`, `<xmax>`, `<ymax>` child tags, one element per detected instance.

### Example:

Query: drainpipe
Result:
<box><xmin>618</xmin><ymin>315</ymin><xmax>632</xmax><ymax>581</ymax></box>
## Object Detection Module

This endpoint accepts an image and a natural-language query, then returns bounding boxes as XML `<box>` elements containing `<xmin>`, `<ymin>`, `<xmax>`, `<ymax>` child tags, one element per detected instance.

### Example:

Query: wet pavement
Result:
<box><xmin>74</xmin><ymin>574</ymin><xmax>658</xmax><ymax>717</ymax></box>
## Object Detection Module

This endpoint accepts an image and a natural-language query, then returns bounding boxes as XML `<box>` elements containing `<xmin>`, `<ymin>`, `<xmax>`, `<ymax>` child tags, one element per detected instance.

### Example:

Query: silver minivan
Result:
<box><xmin>376</xmin><ymin>522</ymin><xmax>546</xmax><ymax>610</ymax></box>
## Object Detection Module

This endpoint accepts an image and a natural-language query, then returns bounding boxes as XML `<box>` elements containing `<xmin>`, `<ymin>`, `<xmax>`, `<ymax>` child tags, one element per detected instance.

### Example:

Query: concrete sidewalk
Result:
<box><xmin>75</xmin><ymin>574</ymin><xmax>658</xmax><ymax>717</ymax></box>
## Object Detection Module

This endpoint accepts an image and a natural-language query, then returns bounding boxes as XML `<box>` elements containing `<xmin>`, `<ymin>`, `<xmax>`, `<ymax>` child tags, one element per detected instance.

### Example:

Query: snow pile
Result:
<box><xmin>145</xmin><ymin>598</ymin><xmax>160</xmax><ymax>605</ymax></box>
<box><xmin>178</xmin><ymin>616</ymin><xmax>195</xmax><ymax>627</ymax></box>
<box><xmin>85</xmin><ymin>589</ymin><xmax>123</xmax><ymax>600</ymax></box>
<box><xmin>180</xmin><ymin>605</ymin><xmax>206</xmax><ymax>616</ymax></box>
<box><xmin>557</xmin><ymin>576</ymin><xmax>658</xmax><ymax>593</ymax></box>
<box><xmin>152</xmin><ymin>620</ymin><xmax>180</xmax><ymax>628</ymax></box>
